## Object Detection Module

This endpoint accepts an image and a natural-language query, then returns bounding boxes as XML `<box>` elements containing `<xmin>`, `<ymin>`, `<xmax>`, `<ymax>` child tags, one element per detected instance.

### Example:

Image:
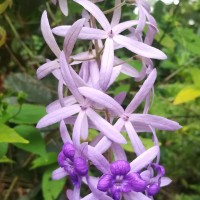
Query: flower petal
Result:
<box><xmin>46</xmin><ymin>95</ymin><xmax>76</xmax><ymax>113</ymax></box>
<box><xmin>74</xmin><ymin>0</ymin><xmax>110</xmax><ymax>31</ymax></box>
<box><xmin>107</xmin><ymin>65</ymin><xmax>122</xmax><ymax>89</ymax></box>
<box><xmin>52</xmin><ymin>167</ymin><xmax>68</xmax><ymax>180</ymax></box>
<box><xmin>72</xmin><ymin>186</ymin><xmax>81</xmax><ymax>200</ymax></box>
<box><xmin>126</xmin><ymin>173</ymin><xmax>147</xmax><ymax>192</ymax></box>
<box><xmin>160</xmin><ymin>177</ymin><xmax>172</xmax><ymax>187</ymax></box>
<box><xmin>41</xmin><ymin>11</ymin><xmax>61</xmax><ymax>57</ymax></box>
<box><xmin>130</xmin><ymin>114</ymin><xmax>182</xmax><ymax>131</ymax></box>
<box><xmin>125</xmin><ymin>69</ymin><xmax>157</xmax><ymax>114</ymax></box>
<box><xmin>36</xmin><ymin>104</ymin><xmax>81</xmax><ymax>128</ymax></box>
<box><xmin>111</xmin><ymin>143</ymin><xmax>127</xmax><ymax>161</ymax></box>
<box><xmin>63</xmin><ymin>18</ymin><xmax>85</xmax><ymax>60</ymax></box>
<box><xmin>88</xmin><ymin>145</ymin><xmax>110</xmax><ymax>174</ymax></box>
<box><xmin>110</xmin><ymin>160</ymin><xmax>130</xmax><ymax>175</ymax></box>
<box><xmin>99</xmin><ymin>38</ymin><xmax>114</xmax><ymax>90</ymax></box>
<box><xmin>78</xmin><ymin>87</ymin><xmax>124</xmax><ymax>116</ymax></box>
<box><xmin>113</xmin><ymin>20</ymin><xmax>138</xmax><ymax>35</ymax></box>
<box><xmin>113</xmin><ymin>34</ymin><xmax>167</xmax><ymax>60</ymax></box>
<box><xmin>97</xmin><ymin>174</ymin><xmax>113</xmax><ymax>192</ymax></box>
<box><xmin>86</xmin><ymin>108</ymin><xmax>126</xmax><ymax>144</ymax></box>
<box><xmin>58</xmin><ymin>0</ymin><xmax>68</xmax><ymax>16</ymax></box>
<box><xmin>94</xmin><ymin>136</ymin><xmax>112</xmax><ymax>154</ymax></box>
<box><xmin>72</xmin><ymin>110</ymin><xmax>87</xmax><ymax>146</ymax></box>
<box><xmin>60</xmin><ymin>120</ymin><xmax>72</xmax><ymax>143</ymax></box>
<box><xmin>60</xmin><ymin>51</ymin><xmax>85</xmax><ymax>103</ymax></box>
<box><xmin>125</xmin><ymin>121</ymin><xmax>146</xmax><ymax>156</ymax></box>
<box><xmin>52</xmin><ymin>25</ymin><xmax>107</xmax><ymax>39</ymax></box>
<box><xmin>123</xmin><ymin>191</ymin><xmax>152</xmax><ymax>200</ymax></box>
<box><xmin>111</xmin><ymin>0</ymin><xmax>121</xmax><ymax>27</ymax></box>
<box><xmin>82</xmin><ymin>193</ymin><xmax>99</xmax><ymax>200</ymax></box>
<box><xmin>130</xmin><ymin>146</ymin><xmax>159</xmax><ymax>172</ymax></box>
<box><xmin>37</xmin><ymin>59</ymin><xmax>59</xmax><ymax>79</ymax></box>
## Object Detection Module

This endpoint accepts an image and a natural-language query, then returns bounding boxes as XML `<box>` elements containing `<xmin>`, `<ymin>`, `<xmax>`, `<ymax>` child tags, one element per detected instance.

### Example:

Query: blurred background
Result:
<box><xmin>0</xmin><ymin>0</ymin><xmax>200</xmax><ymax>199</ymax></box>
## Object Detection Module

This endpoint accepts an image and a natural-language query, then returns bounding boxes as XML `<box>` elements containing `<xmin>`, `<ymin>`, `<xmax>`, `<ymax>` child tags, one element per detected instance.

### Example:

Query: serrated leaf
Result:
<box><xmin>0</xmin><ymin>143</ymin><xmax>8</xmax><ymax>157</ymax></box>
<box><xmin>14</xmin><ymin>125</ymin><xmax>47</xmax><ymax>157</ymax></box>
<box><xmin>0</xmin><ymin>26</ymin><xmax>6</xmax><ymax>47</ymax></box>
<box><xmin>174</xmin><ymin>87</ymin><xmax>200</xmax><ymax>105</ymax></box>
<box><xmin>0</xmin><ymin>156</ymin><xmax>15</xmax><ymax>163</ymax></box>
<box><xmin>31</xmin><ymin>152</ymin><xmax>57</xmax><ymax>169</ymax></box>
<box><xmin>7</xmin><ymin>104</ymin><xmax>46</xmax><ymax>124</ymax></box>
<box><xmin>42</xmin><ymin>166</ymin><xmax>66</xmax><ymax>200</ymax></box>
<box><xmin>0</xmin><ymin>123</ymin><xmax>29</xmax><ymax>143</ymax></box>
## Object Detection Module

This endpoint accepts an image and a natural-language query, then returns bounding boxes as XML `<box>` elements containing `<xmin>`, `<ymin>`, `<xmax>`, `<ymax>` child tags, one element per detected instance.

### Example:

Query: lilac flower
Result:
<box><xmin>80</xmin><ymin>145</ymin><xmax>160</xmax><ymax>200</ymax></box>
<box><xmin>97</xmin><ymin>160</ymin><xmax>147</xmax><ymax>199</ymax></box>
<box><xmin>36</xmin><ymin>0</ymin><xmax>181</xmax><ymax>198</ymax></box>
<box><xmin>53</xmin><ymin>0</ymin><xmax>167</xmax><ymax>90</ymax></box>
<box><xmin>52</xmin><ymin>121</ymin><xmax>88</xmax><ymax>183</ymax></box>
<box><xmin>140</xmin><ymin>163</ymin><xmax>172</xmax><ymax>197</ymax></box>
<box><xmin>52</xmin><ymin>121</ymin><xmax>89</xmax><ymax>199</ymax></box>
<box><xmin>37</xmin><ymin>51</ymin><xmax>126</xmax><ymax>145</ymax></box>
<box><xmin>78</xmin><ymin>69</ymin><xmax>181</xmax><ymax>155</ymax></box>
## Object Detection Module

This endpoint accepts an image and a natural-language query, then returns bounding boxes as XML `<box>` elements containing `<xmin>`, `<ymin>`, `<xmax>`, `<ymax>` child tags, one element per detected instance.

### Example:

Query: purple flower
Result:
<box><xmin>97</xmin><ymin>160</ymin><xmax>146</xmax><ymax>200</ymax></box>
<box><xmin>55</xmin><ymin>142</ymin><xmax>88</xmax><ymax>187</ymax></box>
<box><xmin>53</xmin><ymin>0</ymin><xmax>167</xmax><ymax>90</ymax></box>
<box><xmin>82</xmin><ymin>145</ymin><xmax>160</xmax><ymax>200</ymax></box>
<box><xmin>78</xmin><ymin>69</ymin><xmax>182</xmax><ymax>155</ymax></box>
<box><xmin>140</xmin><ymin>163</ymin><xmax>172</xmax><ymax>196</ymax></box>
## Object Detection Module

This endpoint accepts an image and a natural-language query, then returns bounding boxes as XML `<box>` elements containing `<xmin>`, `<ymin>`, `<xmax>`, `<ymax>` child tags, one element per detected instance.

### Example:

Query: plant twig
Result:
<box><xmin>5</xmin><ymin>43</ymin><xmax>26</xmax><ymax>72</ymax></box>
<box><xmin>103</xmin><ymin>0</ymin><xmax>126</xmax><ymax>14</ymax></box>
<box><xmin>3</xmin><ymin>176</ymin><xmax>18</xmax><ymax>200</ymax></box>
<box><xmin>4</xmin><ymin>13</ymin><xmax>33</xmax><ymax>58</ymax></box>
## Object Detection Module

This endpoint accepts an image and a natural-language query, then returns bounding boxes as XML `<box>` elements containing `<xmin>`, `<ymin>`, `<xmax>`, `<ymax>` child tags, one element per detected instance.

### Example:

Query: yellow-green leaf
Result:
<box><xmin>190</xmin><ymin>68</ymin><xmax>200</xmax><ymax>88</ymax></box>
<box><xmin>174</xmin><ymin>87</ymin><xmax>200</xmax><ymax>105</ymax></box>
<box><xmin>0</xmin><ymin>26</ymin><xmax>6</xmax><ymax>47</ymax></box>
<box><xmin>0</xmin><ymin>156</ymin><xmax>15</xmax><ymax>163</ymax></box>
<box><xmin>0</xmin><ymin>123</ymin><xmax>29</xmax><ymax>143</ymax></box>
<box><xmin>0</xmin><ymin>0</ymin><xmax>9</xmax><ymax>14</ymax></box>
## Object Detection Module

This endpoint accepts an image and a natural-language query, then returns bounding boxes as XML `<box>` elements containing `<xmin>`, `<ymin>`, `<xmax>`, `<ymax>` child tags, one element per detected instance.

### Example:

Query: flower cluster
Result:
<box><xmin>37</xmin><ymin>0</ymin><xmax>181</xmax><ymax>199</ymax></box>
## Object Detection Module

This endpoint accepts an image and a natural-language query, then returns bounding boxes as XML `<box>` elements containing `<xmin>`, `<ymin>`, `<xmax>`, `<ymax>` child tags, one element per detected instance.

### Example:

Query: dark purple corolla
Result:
<box><xmin>56</xmin><ymin>142</ymin><xmax>88</xmax><ymax>187</ymax></box>
<box><xmin>140</xmin><ymin>163</ymin><xmax>171</xmax><ymax>197</ymax></box>
<box><xmin>97</xmin><ymin>160</ymin><xmax>146</xmax><ymax>200</ymax></box>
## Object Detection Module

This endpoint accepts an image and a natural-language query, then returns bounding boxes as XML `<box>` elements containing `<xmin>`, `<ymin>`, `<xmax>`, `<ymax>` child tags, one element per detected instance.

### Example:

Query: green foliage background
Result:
<box><xmin>0</xmin><ymin>0</ymin><xmax>200</xmax><ymax>199</ymax></box>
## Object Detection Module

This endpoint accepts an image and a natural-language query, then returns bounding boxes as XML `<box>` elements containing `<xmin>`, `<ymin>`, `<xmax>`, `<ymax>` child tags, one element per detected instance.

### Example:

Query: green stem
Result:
<box><xmin>3</xmin><ymin>176</ymin><xmax>18</xmax><ymax>200</ymax></box>
<box><xmin>104</xmin><ymin>0</ymin><xmax>126</xmax><ymax>14</ymax></box>
<box><xmin>4</xmin><ymin>13</ymin><xmax>33</xmax><ymax>58</ymax></box>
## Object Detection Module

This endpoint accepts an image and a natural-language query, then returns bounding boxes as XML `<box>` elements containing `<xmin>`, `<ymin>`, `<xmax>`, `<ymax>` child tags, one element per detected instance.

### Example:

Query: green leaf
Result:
<box><xmin>31</xmin><ymin>152</ymin><xmax>57</xmax><ymax>169</ymax></box>
<box><xmin>0</xmin><ymin>0</ymin><xmax>9</xmax><ymax>14</ymax></box>
<box><xmin>14</xmin><ymin>125</ymin><xmax>47</xmax><ymax>157</ymax></box>
<box><xmin>4</xmin><ymin>73</ymin><xmax>57</xmax><ymax>104</ymax></box>
<box><xmin>42</xmin><ymin>166</ymin><xmax>66</xmax><ymax>200</ymax></box>
<box><xmin>190</xmin><ymin>68</ymin><xmax>200</xmax><ymax>88</ymax></box>
<box><xmin>113</xmin><ymin>84</ymin><xmax>130</xmax><ymax>95</ymax></box>
<box><xmin>7</xmin><ymin>104</ymin><xmax>46</xmax><ymax>124</ymax></box>
<box><xmin>0</xmin><ymin>156</ymin><xmax>15</xmax><ymax>163</ymax></box>
<box><xmin>0</xmin><ymin>123</ymin><xmax>29</xmax><ymax>143</ymax></box>
<box><xmin>0</xmin><ymin>143</ymin><xmax>8</xmax><ymax>157</ymax></box>
<box><xmin>0</xmin><ymin>26</ymin><xmax>6</xmax><ymax>47</ymax></box>
<box><xmin>174</xmin><ymin>87</ymin><xmax>200</xmax><ymax>105</ymax></box>
<box><xmin>122</xmin><ymin>136</ymin><xmax>155</xmax><ymax>152</ymax></box>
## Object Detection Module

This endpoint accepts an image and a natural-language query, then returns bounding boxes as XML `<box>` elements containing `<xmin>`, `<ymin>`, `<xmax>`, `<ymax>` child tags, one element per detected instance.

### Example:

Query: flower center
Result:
<box><xmin>108</xmin><ymin>30</ymin><xmax>114</xmax><ymax>38</ymax></box>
